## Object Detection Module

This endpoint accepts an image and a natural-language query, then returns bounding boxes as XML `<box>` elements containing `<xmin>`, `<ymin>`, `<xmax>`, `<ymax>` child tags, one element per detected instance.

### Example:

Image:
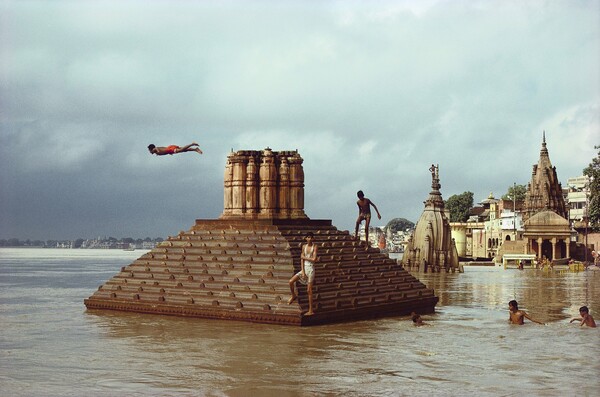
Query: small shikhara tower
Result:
<box><xmin>85</xmin><ymin>148</ymin><xmax>438</xmax><ymax>325</ymax></box>
<box><xmin>523</xmin><ymin>132</ymin><xmax>568</xmax><ymax>222</ymax></box>
<box><xmin>403</xmin><ymin>164</ymin><xmax>459</xmax><ymax>272</ymax></box>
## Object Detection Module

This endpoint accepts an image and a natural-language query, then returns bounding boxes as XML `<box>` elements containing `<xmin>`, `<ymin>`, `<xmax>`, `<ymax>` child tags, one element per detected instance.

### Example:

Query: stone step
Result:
<box><xmin>103</xmin><ymin>278</ymin><xmax>291</xmax><ymax>295</ymax></box>
<box><xmin>98</xmin><ymin>283</ymin><xmax>292</xmax><ymax>304</ymax></box>
<box><xmin>126</xmin><ymin>262</ymin><xmax>293</xmax><ymax>276</ymax></box>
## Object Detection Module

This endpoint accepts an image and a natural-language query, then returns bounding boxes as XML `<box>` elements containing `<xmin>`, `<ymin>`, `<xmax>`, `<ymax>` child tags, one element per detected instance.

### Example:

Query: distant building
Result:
<box><xmin>142</xmin><ymin>241</ymin><xmax>157</xmax><ymax>250</ymax></box>
<box><xmin>566</xmin><ymin>175</ymin><xmax>590</xmax><ymax>230</ymax></box>
<box><xmin>450</xmin><ymin>192</ymin><xmax>523</xmax><ymax>259</ymax></box>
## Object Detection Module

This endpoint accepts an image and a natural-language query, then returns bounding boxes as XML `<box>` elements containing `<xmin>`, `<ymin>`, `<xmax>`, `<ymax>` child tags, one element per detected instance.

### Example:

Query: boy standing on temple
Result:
<box><xmin>354</xmin><ymin>190</ymin><xmax>382</xmax><ymax>246</ymax></box>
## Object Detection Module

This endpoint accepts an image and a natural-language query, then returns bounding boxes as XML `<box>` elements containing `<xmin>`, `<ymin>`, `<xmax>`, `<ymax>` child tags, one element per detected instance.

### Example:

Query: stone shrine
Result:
<box><xmin>85</xmin><ymin>149</ymin><xmax>438</xmax><ymax>325</ymax></box>
<box><xmin>403</xmin><ymin>164</ymin><xmax>460</xmax><ymax>272</ymax></box>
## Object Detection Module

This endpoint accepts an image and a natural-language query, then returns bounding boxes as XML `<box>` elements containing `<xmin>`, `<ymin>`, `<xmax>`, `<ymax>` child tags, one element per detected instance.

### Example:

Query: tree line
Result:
<box><xmin>0</xmin><ymin>237</ymin><xmax>164</xmax><ymax>248</ymax></box>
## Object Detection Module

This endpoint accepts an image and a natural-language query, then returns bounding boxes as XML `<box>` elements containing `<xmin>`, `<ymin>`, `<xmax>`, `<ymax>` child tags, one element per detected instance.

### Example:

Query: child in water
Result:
<box><xmin>569</xmin><ymin>306</ymin><xmax>597</xmax><ymax>327</ymax></box>
<box><xmin>411</xmin><ymin>312</ymin><xmax>427</xmax><ymax>326</ymax></box>
<box><xmin>508</xmin><ymin>300</ymin><xmax>544</xmax><ymax>325</ymax></box>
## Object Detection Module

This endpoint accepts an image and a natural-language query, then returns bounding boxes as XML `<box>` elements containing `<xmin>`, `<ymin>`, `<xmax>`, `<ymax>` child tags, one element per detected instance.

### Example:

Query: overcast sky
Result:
<box><xmin>1</xmin><ymin>0</ymin><xmax>598</xmax><ymax>240</ymax></box>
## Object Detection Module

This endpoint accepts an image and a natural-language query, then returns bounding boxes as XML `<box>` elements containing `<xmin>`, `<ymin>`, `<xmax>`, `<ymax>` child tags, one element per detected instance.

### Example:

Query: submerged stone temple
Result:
<box><xmin>85</xmin><ymin>148</ymin><xmax>438</xmax><ymax>325</ymax></box>
<box><xmin>403</xmin><ymin>164</ymin><xmax>460</xmax><ymax>272</ymax></box>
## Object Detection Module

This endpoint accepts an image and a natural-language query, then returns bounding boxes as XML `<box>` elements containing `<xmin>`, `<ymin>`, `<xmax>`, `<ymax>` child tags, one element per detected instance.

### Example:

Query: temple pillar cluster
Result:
<box><xmin>221</xmin><ymin>148</ymin><xmax>307</xmax><ymax>220</ymax></box>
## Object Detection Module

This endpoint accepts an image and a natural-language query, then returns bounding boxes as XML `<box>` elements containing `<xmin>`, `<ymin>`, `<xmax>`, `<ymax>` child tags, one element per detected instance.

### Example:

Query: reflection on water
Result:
<box><xmin>1</xmin><ymin>249</ymin><xmax>599</xmax><ymax>396</ymax></box>
<box><xmin>417</xmin><ymin>267</ymin><xmax>599</xmax><ymax>323</ymax></box>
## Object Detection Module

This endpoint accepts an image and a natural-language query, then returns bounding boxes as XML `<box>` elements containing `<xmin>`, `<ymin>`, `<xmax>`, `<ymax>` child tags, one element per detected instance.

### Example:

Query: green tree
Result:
<box><xmin>445</xmin><ymin>191</ymin><xmax>474</xmax><ymax>222</ymax></box>
<box><xmin>385</xmin><ymin>218</ymin><xmax>415</xmax><ymax>233</ymax></box>
<box><xmin>583</xmin><ymin>145</ymin><xmax>600</xmax><ymax>231</ymax></box>
<box><xmin>501</xmin><ymin>184</ymin><xmax>527</xmax><ymax>201</ymax></box>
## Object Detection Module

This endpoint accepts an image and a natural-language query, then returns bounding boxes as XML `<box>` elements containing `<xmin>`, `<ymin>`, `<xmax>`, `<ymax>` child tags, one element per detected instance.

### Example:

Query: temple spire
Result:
<box><xmin>404</xmin><ymin>164</ymin><xmax>459</xmax><ymax>273</ymax></box>
<box><xmin>540</xmin><ymin>131</ymin><xmax>548</xmax><ymax>157</ymax></box>
<box><xmin>523</xmin><ymin>132</ymin><xmax>567</xmax><ymax>221</ymax></box>
<box><xmin>426</xmin><ymin>164</ymin><xmax>443</xmax><ymax>208</ymax></box>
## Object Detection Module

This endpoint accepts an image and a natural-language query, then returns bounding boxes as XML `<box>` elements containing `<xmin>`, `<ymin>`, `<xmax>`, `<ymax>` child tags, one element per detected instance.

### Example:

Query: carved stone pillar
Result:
<box><xmin>259</xmin><ymin>148</ymin><xmax>277</xmax><ymax>217</ymax></box>
<box><xmin>551</xmin><ymin>237</ymin><xmax>557</xmax><ymax>260</ymax></box>
<box><xmin>566</xmin><ymin>239</ymin><xmax>570</xmax><ymax>259</ymax></box>
<box><xmin>222</xmin><ymin>153</ymin><xmax>234</xmax><ymax>217</ymax></box>
<box><xmin>424</xmin><ymin>233</ymin><xmax>431</xmax><ymax>272</ymax></box>
<box><xmin>537</xmin><ymin>238</ymin><xmax>543</xmax><ymax>259</ymax></box>
<box><xmin>289</xmin><ymin>153</ymin><xmax>307</xmax><ymax>219</ymax></box>
<box><xmin>231</xmin><ymin>154</ymin><xmax>247</xmax><ymax>216</ymax></box>
<box><xmin>245</xmin><ymin>155</ymin><xmax>258</xmax><ymax>215</ymax></box>
<box><xmin>278</xmin><ymin>157</ymin><xmax>290</xmax><ymax>219</ymax></box>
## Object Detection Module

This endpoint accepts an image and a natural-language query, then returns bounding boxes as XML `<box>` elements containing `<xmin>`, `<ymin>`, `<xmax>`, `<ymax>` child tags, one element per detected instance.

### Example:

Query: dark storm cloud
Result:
<box><xmin>1</xmin><ymin>0</ymin><xmax>598</xmax><ymax>239</ymax></box>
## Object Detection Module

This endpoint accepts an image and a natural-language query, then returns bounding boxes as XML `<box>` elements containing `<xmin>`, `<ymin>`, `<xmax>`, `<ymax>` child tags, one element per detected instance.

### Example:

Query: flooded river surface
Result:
<box><xmin>1</xmin><ymin>249</ymin><xmax>599</xmax><ymax>396</ymax></box>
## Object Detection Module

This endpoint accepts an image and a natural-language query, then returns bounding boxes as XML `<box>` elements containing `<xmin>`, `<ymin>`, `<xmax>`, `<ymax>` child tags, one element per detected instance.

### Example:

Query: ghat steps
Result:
<box><xmin>85</xmin><ymin>219</ymin><xmax>438</xmax><ymax>325</ymax></box>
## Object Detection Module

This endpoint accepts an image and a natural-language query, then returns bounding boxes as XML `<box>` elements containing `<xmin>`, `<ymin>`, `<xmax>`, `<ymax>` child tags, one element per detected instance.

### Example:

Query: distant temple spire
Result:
<box><xmin>404</xmin><ymin>164</ymin><xmax>459</xmax><ymax>273</ymax></box>
<box><xmin>523</xmin><ymin>132</ymin><xmax>568</xmax><ymax>222</ymax></box>
<box><xmin>426</xmin><ymin>164</ymin><xmax>444</xmax><ymax>208</ymax></box>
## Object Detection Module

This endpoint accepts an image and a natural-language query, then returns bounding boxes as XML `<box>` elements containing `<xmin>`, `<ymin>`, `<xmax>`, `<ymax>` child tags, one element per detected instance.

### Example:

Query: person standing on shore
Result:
<box><xmin>148</xmin><ymin>142</ymin><xmax>203</xmax><ymax>156</ymax></box>
<box><xmin>508</xmin><ymin>300</ymin><xmax>544</xmax><ymax>325</ymax></box>
<box><xmin>354</xmin><ymin>190</ymin><xmax>381</xmax><ymax>246</ymax></box>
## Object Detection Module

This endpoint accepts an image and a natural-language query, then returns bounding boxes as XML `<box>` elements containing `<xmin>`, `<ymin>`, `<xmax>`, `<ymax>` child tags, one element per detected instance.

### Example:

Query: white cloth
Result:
<box><xmin>296</xmin><ymin>244</ymin><xmax>315</xmax><ymax>285</ymax></box>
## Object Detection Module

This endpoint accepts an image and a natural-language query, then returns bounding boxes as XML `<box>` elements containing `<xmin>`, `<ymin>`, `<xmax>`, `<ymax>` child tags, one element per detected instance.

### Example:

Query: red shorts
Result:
<box><xmin>166</xmin><ymin>145</ymin><xmax>180</xmax><ymax>154</ymax></box>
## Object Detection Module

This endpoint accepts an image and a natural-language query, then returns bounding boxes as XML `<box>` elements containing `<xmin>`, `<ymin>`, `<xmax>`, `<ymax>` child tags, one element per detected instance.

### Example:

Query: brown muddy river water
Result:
<box><xmin>1</xmin><ymin>249</ymin><xmax>598</xmax><ymax>396</ymax></box>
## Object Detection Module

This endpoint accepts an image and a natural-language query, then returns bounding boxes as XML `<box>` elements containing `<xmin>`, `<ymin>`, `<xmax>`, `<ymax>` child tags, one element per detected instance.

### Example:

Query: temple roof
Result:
<box><xmin>478</xmin><ymin>192</ymin><xmax>499</xmax><ymax>206</ymax></box>
<box><xmin>523</xmin><ymin>132</ymin><xmax>568</xmax><ymax>221</ymax></box>
<box><xmin>525</xmin><ymin>210</ymin><xmax>569</xmax><ymax>227</ymax></box>
<box><xmin>523</xmin><ymin>209</ymin><xmax>571</xmax><ymax>238</ymax></box>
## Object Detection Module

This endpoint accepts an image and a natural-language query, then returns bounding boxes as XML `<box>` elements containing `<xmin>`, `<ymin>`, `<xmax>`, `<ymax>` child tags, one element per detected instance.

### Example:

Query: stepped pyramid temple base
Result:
<box><xmin>85</xmin><ymin>149</ymin><xmax>438</xmax><ymax>325</ymax></box>
<box><xmin>84</xmin><ymin>219</ymin><xmax>438</xmax><ymax>325</ymax></box>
